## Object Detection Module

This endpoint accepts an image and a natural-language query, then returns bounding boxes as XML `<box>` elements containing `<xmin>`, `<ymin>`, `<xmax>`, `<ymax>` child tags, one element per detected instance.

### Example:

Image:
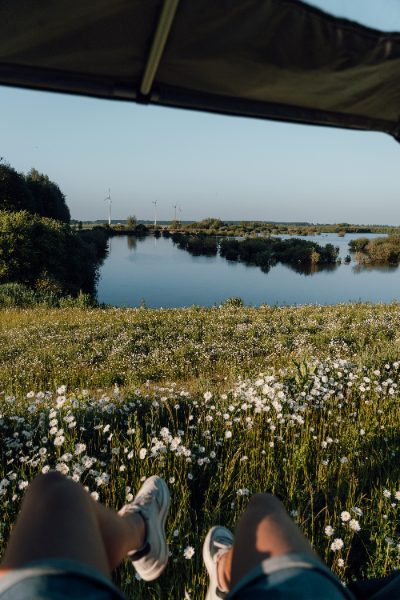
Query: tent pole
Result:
<box><xmin>140</xmin><ymin>0</ymin><xmax>180</xmax><ymax>96</ymax></box>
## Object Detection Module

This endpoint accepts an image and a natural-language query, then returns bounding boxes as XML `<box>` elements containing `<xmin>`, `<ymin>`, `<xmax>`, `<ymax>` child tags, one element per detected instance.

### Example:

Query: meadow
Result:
<box><xmin>1</xmin><ymin>301</ymin><xmax>400</xmax><ymax>598</ymax></box>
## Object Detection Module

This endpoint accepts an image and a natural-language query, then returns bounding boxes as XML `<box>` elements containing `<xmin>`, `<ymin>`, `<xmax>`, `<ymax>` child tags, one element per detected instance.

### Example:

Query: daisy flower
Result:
<box><xmin>183</xmin><ymin>546</ymin><xmax>195</xmax><ymax>559</ymax></box>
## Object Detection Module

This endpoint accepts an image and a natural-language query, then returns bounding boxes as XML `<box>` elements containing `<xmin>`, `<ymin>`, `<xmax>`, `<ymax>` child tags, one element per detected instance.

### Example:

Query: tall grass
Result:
<box><xmin>0</xmin><ymin>302</ymin><xmax>400</xmax><ymax>599</ymax></box>
<box><xmin>0</xmin><ymin>283</ymin><xmax>98</xmax><ymax>309</ymax></box>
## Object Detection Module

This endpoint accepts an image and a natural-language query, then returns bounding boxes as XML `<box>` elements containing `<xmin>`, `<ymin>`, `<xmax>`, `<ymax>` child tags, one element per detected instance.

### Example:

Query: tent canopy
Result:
<box><xmin>1</xmin><ymin>0</ymin><xmax>400</xmax><ymax>141</ymax></box>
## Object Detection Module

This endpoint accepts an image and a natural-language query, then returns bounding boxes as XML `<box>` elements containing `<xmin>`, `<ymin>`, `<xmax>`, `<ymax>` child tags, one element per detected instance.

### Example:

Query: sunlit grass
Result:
<box><xmin>1</xmin><ymin>303</ymin><xmax>400</xmax><ymax>599</ymax></box>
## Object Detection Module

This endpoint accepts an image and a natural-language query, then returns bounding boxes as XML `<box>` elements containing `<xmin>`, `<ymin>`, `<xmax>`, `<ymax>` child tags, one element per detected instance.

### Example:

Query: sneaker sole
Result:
<box><xmin>136</xmin><ymin>476</ymin><xmax>170</xmax><ymax>581</ymax></box>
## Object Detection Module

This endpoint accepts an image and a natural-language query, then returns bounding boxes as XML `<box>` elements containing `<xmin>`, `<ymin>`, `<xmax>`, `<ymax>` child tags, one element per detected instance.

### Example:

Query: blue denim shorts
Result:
<box><xmin>0</xmin><ymin>554</ymin><xmax>398</xmax><ymax>600</ymax></box>
<box><xmin>0</xmin><ymin>558</ymin><xmax>126</xmax><ymax>600</ymax></box>
<box><xmin>226</xmin><ymin>552</ymin><xmax>400</xmax><ymax>600</ymax></box>
<box><xmin>227</xmin><ymin>553</ymin><xmax>356</xmax><ymax>600</ymax></box>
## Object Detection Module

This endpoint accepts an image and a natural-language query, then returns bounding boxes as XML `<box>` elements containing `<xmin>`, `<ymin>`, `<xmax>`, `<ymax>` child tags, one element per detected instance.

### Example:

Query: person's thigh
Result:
<box><xmin>0</xmin><ymin>473</ymin><xmax>109</xmax><ymax>578</ymax></box>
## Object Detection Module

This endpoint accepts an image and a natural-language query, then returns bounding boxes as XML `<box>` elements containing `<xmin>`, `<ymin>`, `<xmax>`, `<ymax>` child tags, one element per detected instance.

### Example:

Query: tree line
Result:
<box><xmin>86</xmin><ymin>217</ymin><xmax>399</xmax><ymax>239</ymax></box>
<box><xmin>170</xmin><ymin>218</ymin><xmax>400</xmax><ymax>237</ymax></box>
<box><xmin>0</xmin><ymin>160</ymin><xmax>108</xmax><ymax>296</ymax></box>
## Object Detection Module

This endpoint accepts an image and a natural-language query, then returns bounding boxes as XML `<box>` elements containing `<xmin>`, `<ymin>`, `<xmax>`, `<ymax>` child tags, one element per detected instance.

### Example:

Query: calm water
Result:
<box><xmin>97</xmin><ymin>233</ymin><xmax>400</xmax><ymax>307</ymax></box>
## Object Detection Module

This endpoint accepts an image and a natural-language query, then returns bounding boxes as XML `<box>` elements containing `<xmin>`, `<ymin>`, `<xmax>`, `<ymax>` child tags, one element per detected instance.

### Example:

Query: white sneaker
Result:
<box><xmin>203</xmin><ymin>526</ymin><xmax>234</xmax><ymax>600</ymax></box>
<box><xmin>118</xmin><ymin>475</ymin><xmax>170</xmax><ymax>581</ymax></box>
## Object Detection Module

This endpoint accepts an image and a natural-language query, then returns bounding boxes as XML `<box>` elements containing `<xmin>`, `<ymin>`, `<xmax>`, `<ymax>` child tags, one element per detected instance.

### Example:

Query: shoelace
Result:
<box><xmin>212</xmin><ymin>541</ymin><xmax>232</xmax><ymax>598</ymax></box>
<box><xmin>213</xmin><ymin>540</ymin><xmax>231</xmax><ymax>551</ymax></box>
<box><xmin>134</xmin><ymin>491</ymin><xmax>155</xmax><ymax>508</ymax></box>
<box><xmin>212</xmin><ymin>540</ymin><xmax>232</xmax><ymax>563</ymax></box>
<box><xmin>214</xmin><ymin>541</ymin><xmax>231</xmax><ymax>549</ymax></box>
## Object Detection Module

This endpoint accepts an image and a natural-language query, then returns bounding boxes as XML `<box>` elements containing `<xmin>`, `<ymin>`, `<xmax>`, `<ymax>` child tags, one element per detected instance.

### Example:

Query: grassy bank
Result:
<box><xmin>1</xmin><ymin>302</ymin><xmax>400</xmax><ymax>598</ymax></box>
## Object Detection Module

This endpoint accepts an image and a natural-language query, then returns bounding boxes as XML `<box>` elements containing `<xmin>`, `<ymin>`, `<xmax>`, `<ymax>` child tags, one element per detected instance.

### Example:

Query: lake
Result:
<box><xmin>97</xmin><ymin>233</ymin><xmax>399</xmax><ymax>308</ymax></box>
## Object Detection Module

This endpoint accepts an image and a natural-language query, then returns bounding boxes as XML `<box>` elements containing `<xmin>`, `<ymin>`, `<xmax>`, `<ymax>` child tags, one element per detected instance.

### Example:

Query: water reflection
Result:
<box><xmin>352</xmin><ymin>262</ymin><xmax>400</xmax><ymax>275</ymax></box>
<box><xmin>127</xmin><ymin>236</ymin><xmax>137</xmax><ymax>251</ymax></box>
<box><xmin>285</xmin><ymin>262</ymin><xmax>338</xmax><ymax>276</ymax></box>
<box><xmin>124</xmin><ymin>232</ymin><xmax>398</xmax><ymax>278</ymax></box>
<box><xmin>97</xmin><ymin>233</ymin><xmax>400</xmax><ymax>308</ymax></box>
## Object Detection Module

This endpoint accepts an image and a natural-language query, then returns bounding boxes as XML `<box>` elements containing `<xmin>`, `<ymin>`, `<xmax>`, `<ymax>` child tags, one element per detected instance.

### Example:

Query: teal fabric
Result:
<box><xmin>227</xmin><ymin>553</ymin><xmax>355</xmax><ymax>600</ymax></box>
<box><xmin>0</xmin><ymin>558</ymin><xmax>126</xmax><ymax>600</ymax></box>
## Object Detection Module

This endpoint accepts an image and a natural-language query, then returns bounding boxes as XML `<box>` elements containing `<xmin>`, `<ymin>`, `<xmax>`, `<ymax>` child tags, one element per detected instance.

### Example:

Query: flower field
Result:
<box><xmin>1</xmin><ymin>302</ymin><xmax>400</xmax><ymax>599</ymax></box>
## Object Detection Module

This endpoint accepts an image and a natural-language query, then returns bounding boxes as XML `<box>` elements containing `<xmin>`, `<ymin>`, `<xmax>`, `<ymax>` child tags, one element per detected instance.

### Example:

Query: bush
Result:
<box><xmin>366</xmin><ymin>236</ymin><xmax>400</xmax><ymax>262</ymax></box>
<box><xmin>349</xmin><ymin>238</ymin><xmax>369</xmax><ymax>251</ymax></box>
<box><xmin>227</xmin><ymin>296</ymin><xmax>244</xmax><ymax>306</ymax></box>
<box><xmin>0</xmin><ymin>283</ymin><xmax>99</xmax><ymax>308</ymax></box>
<box><xmin>126</xmin><ymin>215</ymin><xmax>137</xmax><ymax>230</ymax></box>
<box><xmin>0</xmin><ymin>210</ymin><xmax>108</xmax><ymax>295</ymax></box>
<box><xmin>218</xmin><ymin>237</ymin><xmax>338</xmax><ymax>272</ymax></box>
<box><xmin>352</xmin><ymin>235</ymin><xmax>400</xmax><ymax>264</ymax></box>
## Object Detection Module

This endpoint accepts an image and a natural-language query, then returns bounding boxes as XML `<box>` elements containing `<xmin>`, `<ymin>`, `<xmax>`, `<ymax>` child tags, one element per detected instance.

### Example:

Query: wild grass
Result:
<box><xmin>1</xmin><ymin>302</ymin><xmax>400</xmax><ymax>599</ymax></box>
<box><xmin>0</xmin><ymin>283</ymin><xmax>98</xmax><ymax>309</ymax></box>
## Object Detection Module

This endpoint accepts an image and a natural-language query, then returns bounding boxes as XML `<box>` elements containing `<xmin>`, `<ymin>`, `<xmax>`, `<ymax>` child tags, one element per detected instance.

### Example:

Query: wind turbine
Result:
<box><xmin>173</xmin><ymin>203</ymin><xmax>177</xmax><ymax>222</ymax></box>
<box><xmin>178</xmin><ymin>204</ymin><xmax>182</xmax><ymax>226</ymax></box>
<box><xmin>152</xmin><ymin>200</ymin><xmax>157</xmax><ymax>226</ymax></box>
<box><xmin>103</xmin><ymin>189</ymin><xmax>112</xmax><ymax>225</ymax></box>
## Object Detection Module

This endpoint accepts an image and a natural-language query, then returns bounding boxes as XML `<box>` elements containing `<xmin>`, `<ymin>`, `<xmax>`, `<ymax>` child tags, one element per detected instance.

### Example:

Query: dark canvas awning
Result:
<box><xmin>1</xmin><ymin>0</ymin><xmax>400</xmax><ymax>141</ymax></box>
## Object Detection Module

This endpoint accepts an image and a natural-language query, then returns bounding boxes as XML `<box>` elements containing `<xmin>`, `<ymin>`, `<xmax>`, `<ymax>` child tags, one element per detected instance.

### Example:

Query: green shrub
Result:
<box><xmin>0</xmin><ymin>283</ymin><xmax>99</xmax><ymax>308</ymax></box>
<box><xmin>0</xmin><ymin>210</ymin><xmax>107</xmax><ymax>295</ymax></box>
<box><xmin>226</xmin><ymin>296</ymin><xmax>244</xmax><ymax>307</ymax></box>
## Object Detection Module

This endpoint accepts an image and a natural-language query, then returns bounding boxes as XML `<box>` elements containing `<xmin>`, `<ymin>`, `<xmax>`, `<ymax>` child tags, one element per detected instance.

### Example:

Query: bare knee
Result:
<box><xmin>248</xmin><ymin>492</ymin><xmax>282</xmax><ymax>511</ymax></box>
<box><xmin>26</xmin><ymin>472</ymin><xmax>85</xmax><ymax>509</ymax></box>
<box><xmin>28</xmin><ymin>471</ymin><xmax>66</xmax><ymax>496</ymax></box>
<box><xmin>27</xmin><ymin>471</ymin><xmax>64</xmax><ymax>495</ymax></box>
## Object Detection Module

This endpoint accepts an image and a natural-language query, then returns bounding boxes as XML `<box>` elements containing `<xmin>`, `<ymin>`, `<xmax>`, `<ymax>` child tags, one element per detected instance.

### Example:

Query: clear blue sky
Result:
<box><xmin>2</xmin><ymin>0</ymin><xmax>400</xmax><ymax>225</ymax></box>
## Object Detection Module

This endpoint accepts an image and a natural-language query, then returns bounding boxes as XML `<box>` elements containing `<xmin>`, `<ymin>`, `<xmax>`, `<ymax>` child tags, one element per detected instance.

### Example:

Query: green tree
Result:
<box><xmin>25</xmin><ymin>168</ymin><xmax>70</xmax><ymax>223</ymax></box>
<box><xmin>126</xmin><ymin>215</ymin><xmax>137</xmax><ymax>230</ymax></box>
<box><xmin>0</xmin><ymin>210</ymin><xmax>108</xmax><ymax>295</ymax></box>
<box><xmin>0</xmin><ymin>163</ymin><xmax>36</xmax><ymax>214</ymax></box>
<box><xmin>0</xmin><ymin>163</ymin><xmax>70</xmax><ymax>223</ymax></box>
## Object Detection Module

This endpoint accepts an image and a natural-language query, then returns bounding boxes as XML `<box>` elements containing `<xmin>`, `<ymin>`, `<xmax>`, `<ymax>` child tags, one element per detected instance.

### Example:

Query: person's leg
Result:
<box><xmin>217</xmin><ymin>492</ymin><xmax>321</xmax><ymax>592</ymax></box>
<box><xmin>0</xmin><ymin>472</ymin><xmax>145</xmax><ymax>580</ymax></box>
<box><xmin>211</xmin><ymin>493</ymin><xmax>400</xmax><ymax>600</ymax></box>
